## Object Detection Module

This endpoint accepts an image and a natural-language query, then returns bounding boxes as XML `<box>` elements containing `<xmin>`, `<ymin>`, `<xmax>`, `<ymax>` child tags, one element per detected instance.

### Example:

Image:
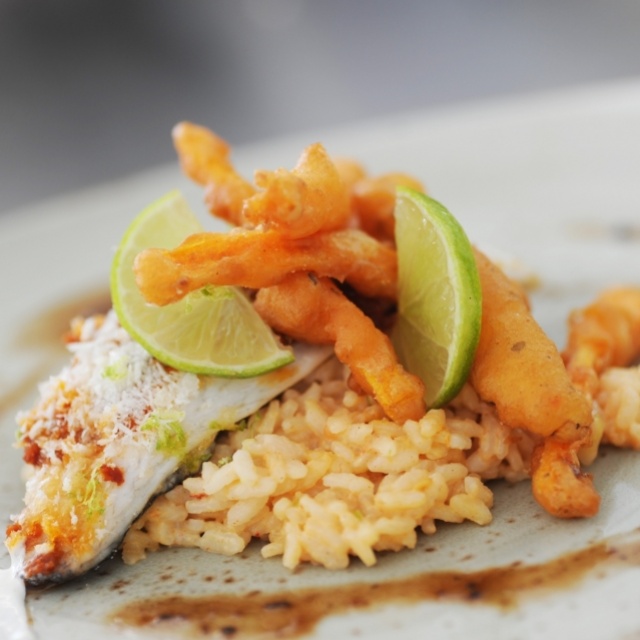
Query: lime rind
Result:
<box><xmin>110</xmin><ymin>190</ymin><xmax>294</xmax><ymax>378</ymax></box>
<box><xmin>391</xmin><ymin>186</ymin><xmax>481</xmax><ymax>407</ymax></box>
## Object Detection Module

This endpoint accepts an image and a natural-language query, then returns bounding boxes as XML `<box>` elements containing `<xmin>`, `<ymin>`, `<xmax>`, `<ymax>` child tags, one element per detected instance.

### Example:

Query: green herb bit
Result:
<box><xmin>81</xmin><ymin>466</ymin><xmax>106</xmax><ymax>518</ymax></box>
<box><xmin>141</xmin><ymin>409</ymin><xmax>187</xmax><ymax>457</ymax></box>
<box><xmin>209</xmin><ymin>419</ymin><xmax>235</xmax><ymax>433</ymax></box>
<box><xmin>103</xmin><ymin>356</ymin><xmax>129</xmax><ymax>381</ymax></box>
<box><xmin>182</xmin><ymin>446</ymin><xmax>214</xmax><ymax>475</ymax></box>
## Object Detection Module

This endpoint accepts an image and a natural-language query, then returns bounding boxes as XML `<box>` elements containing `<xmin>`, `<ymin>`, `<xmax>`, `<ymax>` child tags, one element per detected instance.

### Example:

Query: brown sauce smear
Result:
<box><xmin>111</xmin><ymin>530</ymin><xmax>640</xmax><ymax>638</ymax></box>
<box><xmin>1</xmin><ymin>287</ymin><xmax>111</xmax><ymax>414</ymax></box>
<box><xmin>14</xmin><ymin>287</ymin><xmax>111</xmax><ymax>351</ymax></box>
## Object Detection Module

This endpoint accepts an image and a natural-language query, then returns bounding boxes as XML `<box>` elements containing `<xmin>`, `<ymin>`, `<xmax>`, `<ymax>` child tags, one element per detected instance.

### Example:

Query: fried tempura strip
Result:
<box><xmin>563</xmin><ymin>287</ymin><xmax>640</xmax><ymax>462</ymax></box>
<box><xmin>469</xmin><ymin>249</ymin><xmax>597</xmax><ymax>518</ymax></box>
<box><xmin>135</xmin><ymin>228</ymin><xmax>398</xmax><ymax>306</ymax></box>
<box><xmin>564</xmin><ymin>287</ymin><xmax>640</xmax><ymax>398</ymax></box>
<box><xmin>172</xmin><ymin>122</ymin><xmax>255</xmax><ymax>226</ymax></box>
<box><xmin>254</xmin><ymin>272</ymin><xmax>426</xmax><ymax>423</ymax></box>
<box><xmin>470</xmin><ymin>249</ymin><xmax>592</xmax><ymax>439</ymax></box>
<box><xmin>351</xmin><ymin>173</ymin><xmax>425</xmax><ymax>242</ymax></box>
<box><xmin>332</xmin><ymin>157</ymin><xmax>367</xmax><ymax>189</ymax></box>
<box><xmin>243</xmin><ymin>143</ymin><xmax>351</xmax><ymax>238</ymax></box>
<box><xmin>530</xmin><ymin>437</ymin><xmax>600</xmax><ymax>518</ymax></box>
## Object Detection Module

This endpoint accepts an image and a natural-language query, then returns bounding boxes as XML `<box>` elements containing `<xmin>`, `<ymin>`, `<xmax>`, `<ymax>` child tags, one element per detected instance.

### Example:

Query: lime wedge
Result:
<box><xmin>110</xmin><ymin>190</ymin><xmax>294</xmax><ymax>377</ymax></box>
<box><xmin>391</xmin><ymin>187</ymin><xmax>481</xmax><ymax>407</ymax></box>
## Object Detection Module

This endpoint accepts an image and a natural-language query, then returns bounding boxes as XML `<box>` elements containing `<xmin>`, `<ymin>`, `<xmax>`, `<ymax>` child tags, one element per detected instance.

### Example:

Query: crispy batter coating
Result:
<box><xmin>564</xmin><ymin>287</ymin><xmax>640</xmax><ymax>397</ymax></box>
<box><xmin>253</xmin><ymin>272</ymin><xmax>426</xmax><ymax>423</ymax></box>
<box><xmin>243</xmin><ymin>143</ymin><xmax>351</xmax><ymax>238</ymax></box>
<box><xmin>172</xmin><ymin>121</ymin><xmax>420</xmax><ymax>247</ymax></box>
<box><xmin>332</xmin><ymin>157</ymin><xmax>367</xmax><ymax>189</ymax></box>
<box><xmin>470</xmin><ymin>249</ymin><xmax>592</xmax><ymax>439</ymax></box>
<box><xmin>562</xmin><ymin>287</ymin><xmax>640</xmax><ymax>463</ymax></box>
<box><xmin>530</xmin><ymin>437</ymin><xmax>600</xmax><ymax>518</ymax></box>
<box><xmin>172</xmin><ymin>121</ymin><xmax>255</xmax><ymax>226</ymax></box>
<box><xmin>135</xmin><ymin>228</ymin><xmax>398</xmax><ymax>306</ymax></box>
<box><xmin>351</xmin><ymin>173</ymin><xmax>425</xmax><ymax>242</ymax></box>
<box><xmin>470</xmin><ymin>249</ymin><xmax>597</xmax><ymax>518</ymax></box>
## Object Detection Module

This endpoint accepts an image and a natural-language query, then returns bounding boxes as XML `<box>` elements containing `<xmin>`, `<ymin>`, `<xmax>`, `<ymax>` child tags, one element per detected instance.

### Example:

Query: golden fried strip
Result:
<box><xmin>563</xmin><ymin>287</ymin><xmax>640</xmax><ymax>398</ymax></box>
<box><xmin>470</xmin><ymin>249</ymin><xmax>592</xmax><ymax>439</ymax></box>
<box><xmin>254</xmin><ymin>272</ymin><xmax>426</xmax><ymax>423</ymax></box>
<box><xmin>351</xmin><ymin>173</ymin><xmax>425</xmax><ymax>242</ymax></box>
<box><xmin>172</xmin><ymin>122</ymin><xmax>255</xmax><ymax>226</ymax></box>
<box><xmin>135</xmin><ymin>228</ymin><xmax>398</xmax><ymax>306</ymax></box>
<box><xmin>530</xmin><ymin>437</ymin><xmax>600</xmax><ymax>518</ymax></box>
<box><xmin>562</xmin><ymin>287</ymin><xmax>640</xmax><ymax>464</ymax></box>
<box><xmin>332</xmin><ymin>157</ymin><xmax>367</xmax><ymax>189</ymax></box>
<box><xmin>243</xmin><ymin>143</ymin><xmax>351</xmax><ymax>238</ymax></box>
<box><xmin>470</xmin><ymin>249</ymin><xmax>597</xmax><ymax>518</ymax></box>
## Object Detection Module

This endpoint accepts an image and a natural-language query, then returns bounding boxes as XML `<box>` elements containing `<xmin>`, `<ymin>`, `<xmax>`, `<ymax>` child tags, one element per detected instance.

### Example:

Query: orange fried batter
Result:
<box><xmin>530</xmin><ymin>437</ymin><xmax>600</xmax><ymax>518</ymax></box>
<box><xmin>351</xmin><ymin>173</ymin><xmax>425</xmax><ymax>242</ymax></box>
<box><xmin>332</xmin><ymin>157</ymin><xmax>367</xmax><ymax>189</ymax></box>
<box><xmin>243</xmin><ymin>143</ymin><xmax>351</xmax><ymax>238</ymax></box>
<box><xmin>254</xmin><ymin>272</ymin><xmax>426</xmax><ymax>424</ymax></box>
<box><xmin>564</xmin><ymin>287</ymin><xmax>640</xmax><ymax>398</ymax></box>
<box><xmin>172</xmin><ymin>122</ymin><xmax>255</xmax><ymax>226</ymax></box>
<box><xmin>470</xmin><ymin>249</ymin><xmax>597</xmax><ymax>518</ymax></box>
<box><xmin>470</xmin><ymin>249</ymin><xmax>592</xmax><ymax>439</ymax></box>
<box><xmin>135</xmin><ymin>228</ymin><xmax>398</xmax><ymax>306</ymax></box>
<box><xmin>562</xmin><ymin>287</ymin><xmax>640</xmax><ymax>463</ymax></box>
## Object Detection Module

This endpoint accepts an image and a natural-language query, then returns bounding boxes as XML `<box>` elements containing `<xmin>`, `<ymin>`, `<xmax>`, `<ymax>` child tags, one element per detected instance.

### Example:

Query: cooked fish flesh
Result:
<box><xmin>4</xmin><ymin>311</ymin><xmax>330</xmax><ymax>585</ymax></box>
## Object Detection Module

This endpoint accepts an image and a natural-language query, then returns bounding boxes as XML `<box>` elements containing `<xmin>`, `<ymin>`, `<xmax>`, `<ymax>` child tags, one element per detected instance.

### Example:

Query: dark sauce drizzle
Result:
<box><xmin>111</xmin><ymin>530</ymin><xmax>640</xmax><ymax>638</ymax></box>
<box><xmin>1</xmin><ymin>287</ymin><xmax>111</xmax><ymax>414</ymax></box>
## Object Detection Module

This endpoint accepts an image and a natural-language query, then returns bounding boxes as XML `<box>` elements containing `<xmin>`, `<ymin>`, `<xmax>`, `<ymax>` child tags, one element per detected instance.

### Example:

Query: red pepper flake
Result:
<box><xmin>23</xmin><ymin>440</ymin><xmax>44</xmax><ymax>466</ymax></box>
<box><xmin>24</xmin><ymin>546</ymin><xmax>63</xmax><ymax>579</ymax></box>
<box><xmin>22</xmin><ymin>521</ymin><xmax>44</xmax><ymax>552</ymax></box>
<box><xmin>100</xmin><ymin>464</ymin><xmax>125</xmax><ymax>485</ymax></box>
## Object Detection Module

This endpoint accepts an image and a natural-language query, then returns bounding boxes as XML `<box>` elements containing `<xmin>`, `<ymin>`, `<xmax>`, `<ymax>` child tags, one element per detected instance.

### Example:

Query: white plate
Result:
<box><xmin>3</xmin><ymin>79</ymin><xmax>640</xmax><ymax>639</ymax></box>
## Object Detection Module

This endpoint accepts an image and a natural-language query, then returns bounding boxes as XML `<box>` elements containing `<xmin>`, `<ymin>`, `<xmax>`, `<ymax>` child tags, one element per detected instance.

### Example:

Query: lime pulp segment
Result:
<box><xmin>110</xmin><ymin>190</ymin><xmax>294</xmax><ymax>377</ymax></box>
<box><xmin>391</xmin><ymin>187</ymin><xmax>481</xmax><ymax>407</ymax></box>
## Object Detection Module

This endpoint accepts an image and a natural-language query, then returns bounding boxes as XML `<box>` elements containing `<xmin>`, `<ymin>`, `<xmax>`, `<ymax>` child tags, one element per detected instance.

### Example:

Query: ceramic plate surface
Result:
<box><xmin>3</xmin><ymin>79</ymin><xmax>640</xmax><ymax>639</ymax></box>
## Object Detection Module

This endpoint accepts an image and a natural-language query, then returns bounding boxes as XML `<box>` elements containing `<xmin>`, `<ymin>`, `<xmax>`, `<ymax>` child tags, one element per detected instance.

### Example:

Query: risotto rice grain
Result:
<box><xmin>122</xmin><ymin>359</ymin><xmax>536</xmax><ymax>570</ymax></box>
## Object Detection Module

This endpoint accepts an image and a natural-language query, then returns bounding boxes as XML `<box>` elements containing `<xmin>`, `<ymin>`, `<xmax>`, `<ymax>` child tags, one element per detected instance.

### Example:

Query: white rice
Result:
<box><xmin>122</xmin><ymin>359</ymin><xmax>538</xmax><ymax>570</ymax></box>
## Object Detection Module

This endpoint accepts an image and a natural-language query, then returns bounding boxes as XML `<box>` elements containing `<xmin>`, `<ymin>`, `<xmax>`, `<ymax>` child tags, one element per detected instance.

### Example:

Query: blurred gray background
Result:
<box><xmin>2</xmin><ymin>0</ymin><xmax>640</xmax><ymax>215</ymax></box>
